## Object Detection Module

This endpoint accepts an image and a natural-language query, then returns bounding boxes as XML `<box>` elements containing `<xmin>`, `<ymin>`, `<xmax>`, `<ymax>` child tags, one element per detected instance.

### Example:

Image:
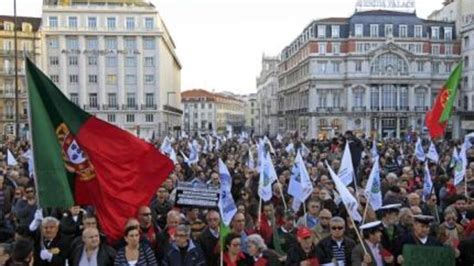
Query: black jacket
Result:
<box><xmin>315</xmin><ymin>236</ymin><xmax>356</xmax><ymax>265</ymax></box>
<box><xmin>60</xmin><ymin>212</ymin><xmax>84</xmax><ymax>239</ymax></box>
<box><xmin>394</xmin><ymin>232</ymin><xmax>442</xmax><ymax>258</ymax></box>
<box><xmin>285</xmin><ymin>244</ymin><xmax>317</xmax><ymax>266</ymax></box>
<box><xmin>33</xmin><ymin>233</ymin><xmax>71</xmax><ymax>266</ymax></box>
<box><xmin>196</xmin><ymin>227</ymin><xmax>219</xmax><ymax>266</ymax></box>
<box><xmin>69</xmin><ymin>243</ymin><xmax>116</xmax><ymax>266</ymax></box>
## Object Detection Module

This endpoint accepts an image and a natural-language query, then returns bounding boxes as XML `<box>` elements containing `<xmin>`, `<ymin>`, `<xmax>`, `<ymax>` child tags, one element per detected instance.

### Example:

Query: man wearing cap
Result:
<box><xmin>378</xmin><ymin>204</ymin><xmax>401</xmax><ymax>254</ymax></box>
<box><xmin>285</xmin><ymin>227</ymin><xmax>318</xmax><ymax>266</ymax></box>
<box><xmin>315</xmin><ymin>216</ymin><xmax>356</xmax><ymax>265</ymax></box>
<box><xmin>395</xmin><ymin>215</ymin><xmax>441</xmax><ymax>264</ymax></box>
<box><xmin>352</xmin><ymin>221</ymin><xmax>394</xmax><ymax>266</ymax></box>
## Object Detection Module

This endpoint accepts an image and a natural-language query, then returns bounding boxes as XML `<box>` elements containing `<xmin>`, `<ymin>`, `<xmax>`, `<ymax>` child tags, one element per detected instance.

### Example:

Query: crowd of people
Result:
<box><xmin>0</xmin><ymin>130</ymin><xmax>473</xmax><ymax>266</ymax></box>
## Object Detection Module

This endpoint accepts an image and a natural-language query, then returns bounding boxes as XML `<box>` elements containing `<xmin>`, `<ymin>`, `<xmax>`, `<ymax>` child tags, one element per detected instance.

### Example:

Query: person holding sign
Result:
<box><xmin>351</xmin><ymin>221</ymin><xmax>394</xmax><ymax>266</ymax></box>
<box><xmin>395</xmin><ymin>215</ymin><xmax>442</xmax><ymax>264</ymax></box>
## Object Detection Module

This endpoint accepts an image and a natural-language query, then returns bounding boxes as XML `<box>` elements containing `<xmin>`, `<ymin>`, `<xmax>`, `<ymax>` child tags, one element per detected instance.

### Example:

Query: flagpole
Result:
<box><xmin>361</xmin><ymin>202</ymin><xmax>369</xmax><ymax>224</ymax></box>
<box><xmin>344</xmin><ymin>203</ymin><xmax>368</xmax><ymax>255</ymax></box>
<box><xmin>303</xmin><ymin>201</ymin><xmax>308</xmax><ymax>227</ymax></box>
<box><xmin>258</xmin><ymin>197</ymin><xmax>262</xmax><ymax>227</ymax></box>
<box><xmin>465</xmin><ymin>176</ymin><xmax>468</xmax><ymax>198</ymax></box>
<box><xmin>276</xmin><ymin>180</ymin><xmax>288</xmax><ymax>211</ymax></box>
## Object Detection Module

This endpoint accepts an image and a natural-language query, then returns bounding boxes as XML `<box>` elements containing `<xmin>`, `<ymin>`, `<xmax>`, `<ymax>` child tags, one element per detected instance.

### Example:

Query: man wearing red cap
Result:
<box><xmin>285</xmin><ymin>227</ymin><xmax>319</xmax><ymax>266</ymax></box>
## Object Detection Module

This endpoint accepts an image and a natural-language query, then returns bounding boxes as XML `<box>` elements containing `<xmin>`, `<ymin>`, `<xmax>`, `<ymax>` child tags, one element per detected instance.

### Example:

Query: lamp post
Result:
<box><xmin>13</xmin><ymin>0</ymin><xmax>20</xmax><ymax>140</ymax></box>
<box><xmin>165</xmin><ymin>91</ymin><xmax>176</xmax><ymax>135</ymax></box>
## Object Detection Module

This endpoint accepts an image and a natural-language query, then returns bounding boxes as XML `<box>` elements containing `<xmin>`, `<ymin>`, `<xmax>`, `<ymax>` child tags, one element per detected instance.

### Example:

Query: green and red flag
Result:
<box><xmin>26</xmin><ymin>58</ymin><xmax>174</xmax><ymax>242</ymax></box>
<box><xmin>425</xmin><ymin>62</ymin><xmax>463</xmax><ymax>139</ymax></box>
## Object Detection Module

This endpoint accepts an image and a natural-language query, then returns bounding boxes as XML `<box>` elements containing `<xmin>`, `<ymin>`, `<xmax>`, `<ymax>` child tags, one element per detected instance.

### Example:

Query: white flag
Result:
<box><xmin>258</xmin><ymin>153</ymin><xmax>275</xmax><ymax>201</ymax></box>
<box><xmin>422</xmin><ymin>163</ymin><xmax>433</xmax><ymax>201</ymax></box>
<box><xmin>288</xmin><ymin>151</ymin><xmax>313</xmax><ymax>203</ymax></box>
<box><xmin>338</xmin><ymin>142</ymin><xmax>354</xmax><ymax>186</ymax></box>
<box><xmin>265</xmin><ymin>152</ymin><xmax>278</xmax><ymax>183</ymax></box>
<box><xmin>285</xmin><ymin>142</ymin><xmax>295</xmax><ymax>154</ymax></box>
<box><xmin>276</xmin><ymin>134</ymin><xmax>283</xmax><ymax>143</ymax></box>
<box><xmin>247</xmin><ymin>149</ymin><xmax>255</xmax><ymax>169</ymax></box>
<box><xmin>415</xmin><ymin>137</ymin><xmax>426</xmax><ymax>162</ymax></box>
<box><xmin>454</xmin><ymin>142</ymin><xmax>468</xmax><ymax>186</ymax></box>
<box><xmin>169</xmin><ymin>148</ymin><xmax>178</xmax><ymax>165</ymax></box>
<box><xmin>426</xmin><ymin>141</ymin><xmax>439</xmax><ymax>164</ymax></box>
<box><xmin>326</xmin><ymin>161</ymin><xmax>362</xmax><ymax>222</ymax></box>
<box><xmin>182</xmin><ymin>142</ymin><xmax>199</xmax><ymax>166</ymax></box>
<box><xmin>181</xmin><ymin>131</ymin><xmax>188</xmax><ymax>139</ymax></box>
<box><xmin>257</xmin><ymin>139</ymin><xmax>265</xmax><ymax>171</ymax></box>
<box><xmin>208</xmin><ymin>135</ymin><xmax>214</xmax><ymax>152</ymax></box>
<box><xmin>202</xmin><ymin>137</ymin><xmax>209</xmax><ymax>154</ymax></box>
<box><xmin>263</xmin><ymin>136</ymin><xmax>275</xmax><ymax>154</ymax></box>
<box><xmin>371</xmin><ymin>139</ymin><xmax>378</xmax><ymax>159</ymax></box>
<box><xmin>21</xmin><ymin>149</ymin><xmax>33</xmax><ymax>176</ymax></box>
<box><xmin>364</xmin><ymin>157</ymin><xmax>382</xmax><ymax>211</ymax></box>
<box><xmin>160</xmin><ymin>136</ymin><xmax>172</xmax><ymax>154</ymax></box>
<box><xmin>218</xmin><ymin>158</ymin><xmax>237</xmax><ymax>226</ymax></box>
<box><xmin>7</xmin><ymin>149</ymin><xmax>18</xmax><ymax>166</ymax></box>
<box><xmin>301</xmin><ymin>143</ymin><xmax>311</xmax><ymax>158</ymax></box>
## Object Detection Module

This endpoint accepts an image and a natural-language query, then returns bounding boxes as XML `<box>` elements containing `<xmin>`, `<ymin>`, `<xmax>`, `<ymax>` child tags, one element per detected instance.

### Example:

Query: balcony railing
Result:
<box><xmin>83</xmin><ymin>105</ymin><xmax>100</xmax><ymax>110</ymax></box>
<box><xmin>141</xmin><ymin>104</ymin><xmax>157</xmax><ymax>110</ymax></box>
<box><xmin>122</xmin><ymin>104</ymin><xmax>138</xmax><ymax>110</ymax></box>
<box><xmin>399</xmin><ymin>106</ymin><xmax>410</xmax><ymax>111</ymax></box>
<box><xmin>352</xmin><ymin>106</ymin><xmax>366</xmax><ymax>112</ymax></box>
<box><xmin>415</xmin><ymin>106</ymin><xmax>429</xmax><ymax>111</ymax></box>
<box><xmin>102</xmin><ymin>104</ymin><xmax>119</xmax><ymax>110</ymax></box>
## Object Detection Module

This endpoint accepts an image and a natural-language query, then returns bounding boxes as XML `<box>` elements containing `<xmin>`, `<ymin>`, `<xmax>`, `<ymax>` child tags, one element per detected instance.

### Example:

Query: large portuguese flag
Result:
<box><xmin>26</xmin><ymin>58</ymin><xmax>174</xmax><ymax>241</ymax></box>
<box><xmin>425</xmin><ymin>62</ymin><xmax>463</xmax><ymax>139</ymax></box>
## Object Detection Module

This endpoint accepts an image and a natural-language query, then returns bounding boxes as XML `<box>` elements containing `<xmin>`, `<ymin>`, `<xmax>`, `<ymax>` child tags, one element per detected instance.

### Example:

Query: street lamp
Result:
<box><xmin>165</xmin><ymin>91</ymin><xmax>176</xmax><ymax>135</ymax></box>
<box><xmin>13</xmin><ymin>0</ymin><xmax>20</xmax><ymax>140</ymax></box>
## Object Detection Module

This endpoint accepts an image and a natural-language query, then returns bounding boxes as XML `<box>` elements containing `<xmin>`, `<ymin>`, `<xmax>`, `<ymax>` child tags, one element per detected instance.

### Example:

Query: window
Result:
<box><xmin>431</xmin><ymin>27</ymin><xmax>440</xmax><ymax>40</ymax></box>
<box><xmin>332</xmin><ymin>62</ymin><xmax>341</xmax><ymax>73</ymax></box>
<box><xmin>49</xmin><ymin>56</ymin><xmax>59</xmax><ymax>66</ymax></box>
<box><xmin>318</xmin><ymin>25</ymin><xmax>326</xmax><ymax>38</ymax></box>
<box><xmin>126</xmin><ymin>114</ymin><xmax>135</xmax><ymax>123</ymax></box>
<box><xmin>143</xmin><ymin>37</ymin><xmax>155</xmax><ymax>49</ymax></box>
<box><xmin>415</xmin><ymin>25</ymin><xmax>423</xmax><ymax>38</ymax></box>
<box><xmin>355</xmin><ymin>61</ymin><xmax>362</xmax><ymax>72</ymax></box>
<box><xmin>465</xmin><ymin>36</ymin><xmax>470</xmax><ymax>49</ymax></box>
<box><xmin>332</xmin><ymin>92</ymin><xmax>341</xmax><ymax>107</ymax></box>
<box><xmin>48</xmin><ymin>37</ymin><xmax>59</xmax><ymax>49</ymax></box>
<box><xmin>400</xmin><ymin>86</ymin><xmax>408</xmax><ymax>108</ymax></box>
<box><xmin>108</xmin><ymin>93</ymin><xmax>117</xmax><ymax>107</ymax></box>
<box><xmin>88</xmin><ymin>17</ymin><xmax>97</xmax><ymax>29</ymax></box>
<box><xmin>145</xmin><ymin>114</ymin><xmax>154</xmax><ymax>122</ymax></box>
<box><xmin>385</xmin><ymin>24</ymin><xmax>393</xmax><ymax>37</ymax></box>
<box><xmin>68</xmin><ymin>17</ymin><xmax>78</xmax><ymax>28</ymax></box>
<box><xmin>51</xmin><ymin>75</ymin><xmax>59</xmax><ymax>83</ymax></box>
<box><xmin>66</xmin><ymin>37</ymin><xmax>79</xmax><ymax>49</ymax></box>
<box><xmin>86</xmin><ymin>37</ymin><xmax>98</xmax><ymax>50</ymax></box>
<box><xmin>70</xmin><ymin>93</ymin><xmax>79</xmax><ymax>105</ymax></box>
<box><xmin>370</xmin><ymin>52</ymin><xmax>408</xmax><ymax>76</ymax></box>
<box><xmin>105</xmin><ymin>37</ymin><xmax>117</xmax><ymax>49</ymax></box>
<box><xmin>49</xmin><ymin>16</ymin><xmax>58</xmax><ymax>28</ymax></box>
<box><xmin>127</xmin><ymin>93</ymin><xmax>136</xmax><ymax>107</ymax></box>
<box><xmin>353</xmin><ymin>88</ymin><xmax>364</xmax><ymax>107</ymax></box>
<box><xmin>465</xmin><ymin>56</ymin><xmax>469</xmax><ymax>68</ymax></box>
<box><xmin>432</xmin><ymin>62</ymin><xmax>440</xmax><ymax>74</ymax></box>
<box><xmin>145</xmin><ymin>18</ymin><xmax>154</xmax><ymax>29</ymax></box>
<box><xmin>125</xmin><ymin>75</ymin><xmax>136</xmax><ymax>85</ymax></box>
<box><xmin>432</xmin><ymin>44</ymin><xmax>440</xmax><ymax>55</ymax></box>
<box><xmin>145</xmin><ymin>75</ymin><xmax>154</xmax><ymax>84</ymax></box>
<box><xmin>145</xmin><ymin>93</ymin><xmax>154</xmax><ymax>106</ymax></box>
<box><xmin>355</xmin><ymin>24</ymin><xmax>363</xmax><ymax>37</ymax></box>
<box><xmin>68</xmin><ymin>56</ymin><xmax>78</xmax><ymax>66</ymax></box>
<box><xmin>381</xmin><ymin>85</ymin><xmax>396</xmax><ymax>108</ymax></box>
<box><xmin>331</xmin><ymin>26</ymin><xmax>340</xmax><ymax>38</ymax></box>
<box><xmin>417</xmin><ymin>61</ymin><xmax>424</xmax><ymax>72</ymax></box>
<box><xmin>414</xmin><ymin>44</ymin><xmax>422</xmax><ymax>54</ymax></box>
<box><xmin>69</xmin><ymin>75</ymin><xmax>79</xmax><ymax>84</ymax></box>
<box><xmin>106</xmin><ymin>56</ymin><xmax>117</xmax><ymax>67</ymax></box>
<box><xmin>107</xmin><ymin>17</ymin><xmax>116</xmax><ymax>30</ymax></box>
<box><xmin>399</xmin><ymin>25</ymin><xmax>407</xmax><ymax>38</ymax></box>
<box><xmin>88</xmin><ymin>75</ymin><xmax>97</xmax><ymax>83</ymax></box>
<box><xmin>126</xmin><ymin>17</ymin><xmax>135</xmax><ymax>30</ymax></box>
<box><xmin>445</xmin><ymin>62</ymin><xmax>453</xmax><ymax>72</ymax></box>
<box><xmin>125</xmin><ymin>56</ymin><xmax>137</xmax><ymax>67</ymax></box>
<box><xmin>319</xmin><ymin>43</ymin><xmax>326</xmax><ymax>54</ymax></box>
<box><xmin>106</xmin><ymin>74</ymin><xmax>117</xmax><ymax>84</ymax></box>
<box><xmin>4</xmin><ymin>22</ymin><xmax>14</xmax><ymax>31</ymax></box>
<box><xmin>89</xmin><ymin>93</ymin><xmax>98</xmax><ymax>107</ymax></box>
<box><xmin>444</xmin><ymin>27</ymin><xmax>452</xmax><ymax>40</ymax></box>
<box><xmin>415</xmin><ymin>89</ymin><xmax>426</xmax><ymax>107</ymax></box>
<box><xmin>370</xmin><ymin>24</ymin><xmax>379</xmax><ymax>37</ymax></box>
<box><xmin>445</xmin><ymin>44</ymin><xmax>453</xmax><ymax>55</ymax></box>
<box><xmin>333</xmin><ymin>43</ymin><xmax>340</xmax><ymax>54</ymax></box>
<box><xmin>144</xmin><ymin>57</ymin><xmax>154</xmax><ymax>67</ymax></box>
<box><xmin>124</xmin><ymin>38</ymin><xmax>136</xmax><ymax>50</ymax></box>
<box><xmin>88</xmin><ymin>56</ymin><xmax>97</xmax><ymax>65</ymax></box>
<box><xmin>107</xmin><ymin>114</ymin><xmax>116</xmax><ymax>123</ymax></box>
<box><xmin>318</xmin><ymin>61</ymin><xmax>328</xmax><ymax>73</ymax></box>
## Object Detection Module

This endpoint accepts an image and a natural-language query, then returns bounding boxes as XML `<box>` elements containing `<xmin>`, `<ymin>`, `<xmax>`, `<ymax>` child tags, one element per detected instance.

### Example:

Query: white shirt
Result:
<box><xmin>365</xmin><ymin>240</ymin><xmax>383</xmax><ymax>266</ymax></box>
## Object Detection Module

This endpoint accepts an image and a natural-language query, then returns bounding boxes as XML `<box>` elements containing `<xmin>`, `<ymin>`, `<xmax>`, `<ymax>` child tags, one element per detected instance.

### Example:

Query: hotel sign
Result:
<box><xmin>355</xmin><ymin>0</ymin><xmax>416</xmax><ymax>12</ymax></box>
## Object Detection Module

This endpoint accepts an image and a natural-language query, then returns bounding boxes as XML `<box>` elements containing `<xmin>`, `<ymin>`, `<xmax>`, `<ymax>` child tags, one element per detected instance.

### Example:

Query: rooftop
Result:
<box><xmin>0</xmin><ymin>15</ymin><xmax>42</xmax><ymax>31</ymax></box>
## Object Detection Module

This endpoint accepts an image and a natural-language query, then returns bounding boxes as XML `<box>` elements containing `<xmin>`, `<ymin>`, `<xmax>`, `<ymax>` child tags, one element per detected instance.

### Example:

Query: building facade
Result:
<box><xmin>241</xmin><ymin>93</ymin><xmax>259</xmax><ymax>134</ymax></box>
<box><xmin>0</xmin><ymin>16</ymin><xmax>41</xmax><ymax>139</ymax></box>
<box><xmin>181</xmin><ymin>89</ymin><xmax>245</xmax><ymax>134</ymax></box>
<box><xmin>278</xmin><ymin>9</ymin><xmax>461</xmax><ymax>139</ymax></box>
<box><xmin>256</xmin><ymin>55</ymin><xmax>279</xmax><ymax>137</ymax></box>
<box><xmin>40</xmin><ymin>0</ymin><xmax>182</xmax><ymax>139</ymax></box>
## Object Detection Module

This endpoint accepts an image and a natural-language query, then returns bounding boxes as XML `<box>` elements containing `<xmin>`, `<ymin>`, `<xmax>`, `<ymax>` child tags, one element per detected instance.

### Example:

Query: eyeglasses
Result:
<box><xmin>140</xmin><ymin>213</ymin><xmax>152</xmax><ymax>216</ymax></box>
<box><xmin>231</xmin><ymin>242</ymin><xmax>241</xmax><ymax>247</ymax></box>
<box><xmin>310</xmin><ymin>205</ymin><xmax>320</xmax><ymax>209</ymax></box>
<box><xmin>331</xmin><ymin>226</ymin><xmax>344</xmax><ymax>231</ymax></box>
<box><xmin>320</xmin><ymin>217</ymin><xmax>331</xmax><ymax>220</ymax></box>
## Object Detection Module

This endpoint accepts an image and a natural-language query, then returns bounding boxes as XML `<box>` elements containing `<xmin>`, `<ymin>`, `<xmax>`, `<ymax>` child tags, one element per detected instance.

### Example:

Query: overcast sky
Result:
<box><xmin>1</xmin><ymin>0</ymin><xmax>444</xmax><ymax>94</ymax></box>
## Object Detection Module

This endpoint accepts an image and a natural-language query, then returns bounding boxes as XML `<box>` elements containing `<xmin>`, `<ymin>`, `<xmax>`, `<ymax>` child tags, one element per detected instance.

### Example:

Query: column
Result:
<box><xmin>365</xmin><ymin>87</ymin><xmax>370</xmax><ymax>111</ymax></box>
<box><xmin>396</xmin><ymin>118</ymin><xmax>400</xmax><ymax>138</ymax></box>
<box><xmin>347</xmin><ymin>86</ymin><xmax>353</xmax><ymax>111</ymax></box>
<box><xmin>378</xmin><ymin>85</ymin><xmax>382</xmax><ymax>110</ymax></box>
<box><xmin>378</xmin><ymin>118</ymin><xmax>382</xmax><ymax>137</ymax></box>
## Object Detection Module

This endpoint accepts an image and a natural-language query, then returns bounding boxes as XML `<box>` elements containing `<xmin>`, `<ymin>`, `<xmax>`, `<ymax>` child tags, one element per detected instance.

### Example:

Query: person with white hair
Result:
<box><xmin>32</xmin><ymin>216</ymin><xmax>71</xmax><ymax>266</ymax></box>
<box><xmin>246</xmin><ymin>234</ymin><xmax>280</xmax><ymax>265</ymax></box>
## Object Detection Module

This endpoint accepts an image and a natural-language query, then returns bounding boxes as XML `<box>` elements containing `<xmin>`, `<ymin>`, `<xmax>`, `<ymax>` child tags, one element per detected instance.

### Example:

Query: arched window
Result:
<box><xmin>370</xmin><ymin>52</ymin><xmax>408</xmax><ymax>76</ymax></box>
<box><xmin>319</xmin><ymin>119</ymin><xmax>328</xmax><ymax>127</ymax></box>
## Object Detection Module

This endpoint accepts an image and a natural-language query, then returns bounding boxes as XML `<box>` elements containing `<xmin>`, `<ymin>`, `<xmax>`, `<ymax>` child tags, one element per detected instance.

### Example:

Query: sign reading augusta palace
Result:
<box><xmin>355</xmin><ymin>0</ymin><xmax>416</xmax><ymax>12</ymax></box>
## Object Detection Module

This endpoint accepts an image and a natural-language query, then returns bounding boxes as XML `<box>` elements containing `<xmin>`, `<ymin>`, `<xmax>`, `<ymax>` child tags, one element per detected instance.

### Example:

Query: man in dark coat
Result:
<box><xmin>162</xmin><ymin>225</ymin><xmax>205</xmax><ymax>266</ymax></box>
<box><xmin>395</xmin><ymin>215</ymin><xmax>442</xmax><ymax>264</ymax></box>
<box><xmin>315</xmin><ymin>216</ymin><xmax>356</xmax><ymax>265</ymax></box>
<box><xmin>378</xmin><ymin>204</ymin><xmax>402</xmax><ymax>254</ymax></box>
<box><xmin>31</xmin><ymin>217</ymin><xmax>71</xmax><ymax>266</ymax></box>
<box><xmin>59</xmin><ymin>206</ymin><xmax>84</xmax><ymax>240</ymax></box>
<box><xmin>285</xmin><ymin>227</ymin><xmax>318</xmax><ymax>266</ymax></box>
<box><xmin>69</xmin><ymin>228</ymin><xmax>115</xmax><ymax>266</ymax></box>
<box><xmin>196</xmin><ymin>210</ymin><xmax>220</xmax><ymax>266</ymax></box>
<box><xmin>156</xmin><ymin>210</ymin><xmax>180</xmax><ymax>262</ymax></box>
<box><xmin>344</xmin><ymin>131</ymin><xmax>363</xmax><ymax>183</ymax></box>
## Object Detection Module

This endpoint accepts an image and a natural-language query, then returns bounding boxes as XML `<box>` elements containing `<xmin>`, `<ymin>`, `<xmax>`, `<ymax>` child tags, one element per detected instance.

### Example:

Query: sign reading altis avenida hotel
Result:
<box><xmin>355</xmin><ymin>0</ymin><xmax>416</xmax><ymax>12</ymax></box>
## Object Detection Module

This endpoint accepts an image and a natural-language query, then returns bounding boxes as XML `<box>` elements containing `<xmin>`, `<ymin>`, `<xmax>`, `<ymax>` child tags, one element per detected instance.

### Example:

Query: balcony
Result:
<box><xmin>102</xmin><ymin>104</ymin><xmax>119</xmax><ymax>110</ymax></box>
<box><xmin>122</xmin><ymin>104</ymin><xmax>138</xmax><ymax>110</ymax></box>
<box><xmin>141</xmin><ymin>104</ymin><xmax>157</xmax><ymax>110</ymax></box>
<box><xmin>2</xmin><ymin>114</ymin><xmax>14</xmax><ymax>121</ymax></box>
<box><xmin>414</xmin><ymin>106</ymin><xmax>428</xmax><ymax>112</ymax></box>
<box><xmin>380</xmin><ymin>107</ymin><xmax>397</xmax><ymax>111</ymax></box>
<box><xmin>83</xmin><ymin>105</ymin><xmax>100</xmax><ymax>111</ymax></box>
<box><xmin>0</xmin><ymin>91</ymin><xmax>16</xmax><ymax>98</ymax></box>
<box><xmin>352</xmin><ymin>106</ymin><xmax>366</xmax><ymax>112</ymax></box>
<box><xmin>399</xmin><ymin>106</ymin><xmax>410</xmax><ymax>111</ymax></box>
